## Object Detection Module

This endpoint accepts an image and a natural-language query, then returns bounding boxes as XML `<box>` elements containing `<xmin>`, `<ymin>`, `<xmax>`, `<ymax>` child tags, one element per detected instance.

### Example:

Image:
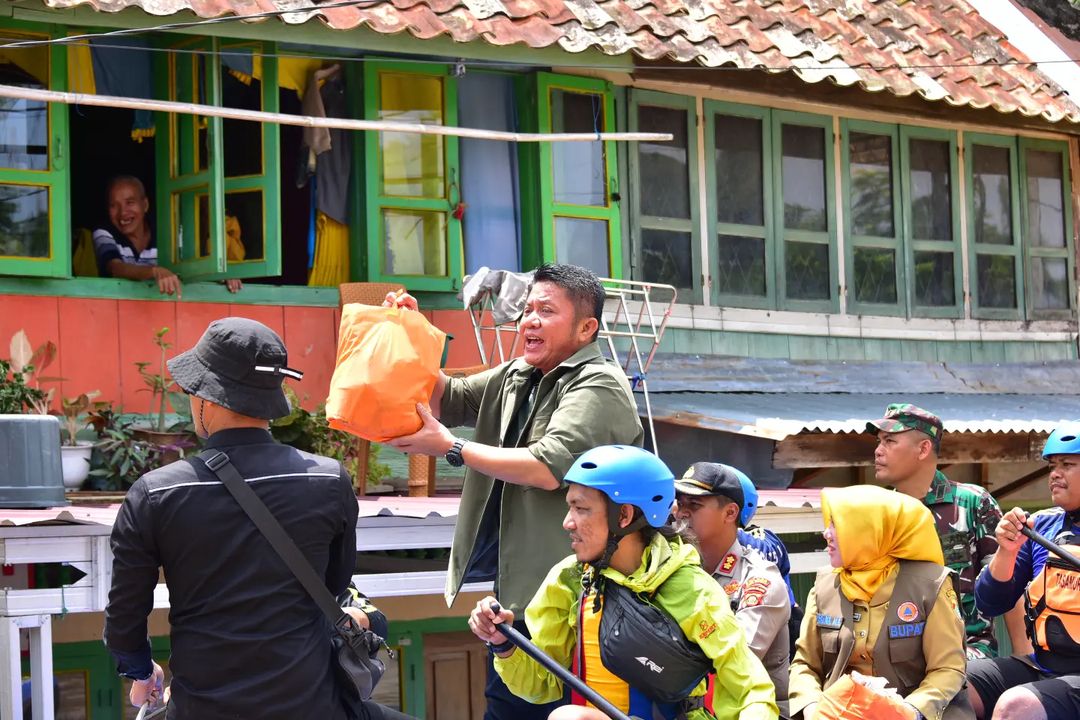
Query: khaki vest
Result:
<box><xmin>813</xmin><ymin>560</ymin><xmax>973</xmax><ymax>720</ymax></box>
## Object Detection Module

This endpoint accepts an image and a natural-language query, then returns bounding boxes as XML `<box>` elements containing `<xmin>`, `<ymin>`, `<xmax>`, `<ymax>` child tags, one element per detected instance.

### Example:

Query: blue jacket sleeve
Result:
<box><xmin>975</xmin><ymin>521</ymin><xmax>1040</xmax><ymax>618</ymax></box>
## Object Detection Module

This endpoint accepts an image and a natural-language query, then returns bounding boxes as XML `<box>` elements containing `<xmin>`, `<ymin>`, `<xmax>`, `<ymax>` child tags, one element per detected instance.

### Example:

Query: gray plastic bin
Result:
<box><xmin>0</xmin><ymin>414</ymin><xmax>68</xmax><ymax>508</ymax></box>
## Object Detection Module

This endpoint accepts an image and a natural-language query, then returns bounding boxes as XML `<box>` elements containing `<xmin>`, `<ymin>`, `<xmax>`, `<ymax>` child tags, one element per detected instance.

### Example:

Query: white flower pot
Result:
<box><xmin>60</xmin><ymin>442</ymin><xmax>95</xmax><ymax>491</ymax></box>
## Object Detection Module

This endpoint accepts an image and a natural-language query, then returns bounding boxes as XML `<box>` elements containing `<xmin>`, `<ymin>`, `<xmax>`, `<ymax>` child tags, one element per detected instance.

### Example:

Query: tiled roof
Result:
<box><xmin>47</xmin><ymin>0</ymin><xmax>1080</xmax><ymax>123</ymax></box>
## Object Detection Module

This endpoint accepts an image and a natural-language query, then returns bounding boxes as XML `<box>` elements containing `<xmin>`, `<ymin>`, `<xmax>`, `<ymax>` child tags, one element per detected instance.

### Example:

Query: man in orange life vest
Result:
<box><xmin>967</xmin><ymin>427</ymin><xmax>1080</xmax><ymax>720</ymax></box>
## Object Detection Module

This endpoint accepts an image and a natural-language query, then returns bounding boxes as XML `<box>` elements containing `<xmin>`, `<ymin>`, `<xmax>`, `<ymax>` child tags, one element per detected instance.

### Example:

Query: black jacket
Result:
<box><xmin>104</xmin><ymin>428</ymin><xmax>358</xmax><ymax>720</ymax></box>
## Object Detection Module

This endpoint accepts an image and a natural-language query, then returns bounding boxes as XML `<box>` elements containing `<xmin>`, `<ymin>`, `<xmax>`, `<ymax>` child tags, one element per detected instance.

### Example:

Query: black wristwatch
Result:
<box><xmin>486</xmin><ymin>639</ymin><xmax>514</xmax><ymax>655</ymax></box>
<box><xmin>445</xmin><ymin>437</ymin><xmax>467</xmax><ymax>467</ymax></box>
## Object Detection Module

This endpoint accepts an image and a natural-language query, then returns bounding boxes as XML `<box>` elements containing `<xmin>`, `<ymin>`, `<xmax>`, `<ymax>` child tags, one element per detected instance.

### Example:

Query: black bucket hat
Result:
<box><xmin>166</xmin><ymin>318</ymin><xmax>303</xmax><ymax>420</ymax></box>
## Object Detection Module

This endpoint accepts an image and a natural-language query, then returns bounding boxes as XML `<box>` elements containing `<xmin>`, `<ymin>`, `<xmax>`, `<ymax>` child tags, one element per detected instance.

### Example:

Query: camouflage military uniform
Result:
<box><xmin>868</xmin><ymin>402</ymin><xmax>1004</xmax><ymax>659</ymax></box>
<box><xmin>923</xmin><ymin>469</ymin><xmax>1002</xmax><ymax>659</ymax></box>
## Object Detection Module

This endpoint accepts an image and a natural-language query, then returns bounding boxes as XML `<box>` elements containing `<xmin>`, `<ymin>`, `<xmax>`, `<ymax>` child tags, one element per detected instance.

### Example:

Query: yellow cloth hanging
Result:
<box><xmin>72</xmin><ymin>228</ymin><xmax>99</xmax><ymax>277</ymax></box>
<box><xmin>66</xmin><ymin>40</ymin><xmax>96</xmax><ymax>94</ymax></box>
<box><xmin>821</xmin><ymin>485</ymin><xmax>944</xmax><ymax>604</ymax></box>
<box><xmin>278</xmin><ymin>57</ymin><xmax>324</xmax><ymax>101</ymax></box>
<box><xmin>308</xmin><ymin>211</ymin><xmax>350</xmax><ymax>287</ymax></box>
<box><xmin>225</xmin><ymin>213</ymin><xmax>246</xmax><ymax>262</ymax></box>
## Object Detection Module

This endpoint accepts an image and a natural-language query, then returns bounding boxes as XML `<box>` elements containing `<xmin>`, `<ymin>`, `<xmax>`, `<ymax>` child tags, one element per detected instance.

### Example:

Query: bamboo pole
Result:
<box><xmin>0</xmin><ymin>83</ymin><xmax>673</xmax><ymax>143</ymax></box>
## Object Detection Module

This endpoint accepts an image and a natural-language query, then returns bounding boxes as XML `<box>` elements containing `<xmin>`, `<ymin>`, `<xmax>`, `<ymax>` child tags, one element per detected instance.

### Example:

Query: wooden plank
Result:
<box><xmin>992</xmin><ymin>466</ymin><xmax>1051</xmax><ymax>501</ymax></box>
<box><xmin>774</xmin><ymin>431</ymin><xmax>1048</xmax><ymax>469</ymax></box>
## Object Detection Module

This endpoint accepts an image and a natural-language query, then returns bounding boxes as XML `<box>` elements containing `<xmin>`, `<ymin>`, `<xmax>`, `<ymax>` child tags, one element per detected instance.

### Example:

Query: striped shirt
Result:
<box><xmin>92</xmin><ymin>226</ymin><xmax>157</xmax><ymax>276</ymax></box>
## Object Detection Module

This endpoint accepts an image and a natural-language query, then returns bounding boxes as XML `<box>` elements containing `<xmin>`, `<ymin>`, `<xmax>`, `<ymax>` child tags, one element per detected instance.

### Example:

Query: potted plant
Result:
<box><xmin>90</xmin><ymin>415</ymin><xmax>164</xmax><ymax>491</ymax></box>
<box><xmin>132</xmin><ymin>327</ymin><xmax>195</xmax><ymax>463</ymax></box>
<box><xmin>57</xmin><ymin>391</ymin><xmax>102</xmax><ymax>491</ymax></box>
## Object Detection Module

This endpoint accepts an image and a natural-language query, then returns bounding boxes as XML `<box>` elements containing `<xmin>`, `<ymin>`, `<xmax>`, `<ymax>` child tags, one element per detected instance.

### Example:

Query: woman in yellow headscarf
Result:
<box><xmin>788</xmin><ymin>485</ymin><xmax>972</xmax><ymax>720</ymax></box>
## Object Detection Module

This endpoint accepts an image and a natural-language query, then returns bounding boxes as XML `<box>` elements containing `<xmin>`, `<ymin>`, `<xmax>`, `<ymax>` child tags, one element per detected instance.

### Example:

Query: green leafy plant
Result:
<box><xmin>88</xmin><ymin>415</ymin><xmax>164</xmax><ymax>490</ymax></box>
<box><xmin>271</xmin><ymin>388</ymin><xmax>391</xmax><ymax>490</ymax></box>
<box><xmin>0</xmin><ymin>358</ymin><xmax>46</xmax><ymax>414</ymax></box>
<box><xmin>58</xmin><ymin>391</ymin><xmax>104</xmax><ymax>446</ymax></box>
<box><xmin>5</xmin><ymin>329</ymin><xmax>60</xmax><ymax>414</ymax></box>
<box><xmin>135</xmin><ymin>327</ymin><xmax>178</xmax><ymax>432</ymax></box>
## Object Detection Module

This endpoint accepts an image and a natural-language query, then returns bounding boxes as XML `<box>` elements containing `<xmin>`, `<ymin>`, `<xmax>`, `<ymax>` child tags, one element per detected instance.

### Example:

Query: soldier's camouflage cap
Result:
<box><xmin>865</xmin><ymin>403</ymin><xmax>943</xmax><ymax>440</ymax></box>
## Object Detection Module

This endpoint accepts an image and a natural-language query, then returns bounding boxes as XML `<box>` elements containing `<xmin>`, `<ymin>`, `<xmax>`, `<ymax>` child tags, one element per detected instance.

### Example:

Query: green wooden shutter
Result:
<box><xmin>0</xmin><ymin>38</ymin><xmax>70</xmax><ymax>278</ymax></box>
<box><xmin>154</xmin><ymin>38</ymin><xmax>226</xmax><ymax>280</ymax></box>
<box><xmin>363</xmin><ymin>61</ymin><xmax>462</xmax><ymax>292</ymax></box>
<box><xmin>536</xmin><ymin>73</ymin><xmax>622</xmax><ymax>278</ymax></box>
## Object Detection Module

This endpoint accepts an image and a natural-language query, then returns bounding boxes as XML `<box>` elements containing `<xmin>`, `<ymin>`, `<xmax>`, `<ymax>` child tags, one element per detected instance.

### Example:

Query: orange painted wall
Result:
<box><xmin>0</xmin><ymin>295</ymin><xmax>506</xmax><ymax>412</ymax></box>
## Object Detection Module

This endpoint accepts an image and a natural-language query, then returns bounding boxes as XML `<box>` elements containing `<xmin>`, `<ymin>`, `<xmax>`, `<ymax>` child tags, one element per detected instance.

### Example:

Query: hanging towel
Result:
<box><xmin>89</xmin><ymin>37</ymin><xmax>155</xmax><ymax>142</ymax></box>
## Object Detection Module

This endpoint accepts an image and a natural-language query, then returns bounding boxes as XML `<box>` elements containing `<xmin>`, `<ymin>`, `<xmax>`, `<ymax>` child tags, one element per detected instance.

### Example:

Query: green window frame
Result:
<box><xmin>704</xmin><ymin>103</ymin><xmax>836</xmax><ymax>311</ymax></box>
<box><xmin>153</xmin><ymin>38</ymin><xmax>282</xmax><ymax>281</ymax></box>
<box><xmin>218</xmin><ymin>41</ymin><xmax>281</xmax><ymax>280</ymax></box>
<box><xmin>1020</xmin><ymin>137</ymin><xmax>1075</xmax><ymax>320</ymax></box>
<box><xmin>964</xmin><ymin>132</ymin><xmax>1023</xmax><ymax>319</ymax></box>
<box><xmin>841</xmin><ymin>119</ymin><xmax>903</xmax><ymax>316</ymax></box>
<box><xmin>900</xmin><ymin>126</ymin><xmax>963</xmax><ymax>318</ymax></box>
<box><xmin>627</xmin><ymin>89</ymin><xmax>700</xmax><ymax>302</ymax></box>
<box><xmin>536</xmin><ymin>73</ymin><xmax>622</xmax><ymax>278</ymax></box>
<box><xmin>0</xmin><ymin>29</ymin><xmax>70</xmax><ymax>278</ymax></box>
<box><xmin>704</xmin><ymin>101</ymin><xmax>774</xmax><ymax>309</ymax></box>
<box><xmin>362</xmin><ymin>61</ymin><xmax>462</xmax><ymax>292</ymax></box>
<box><xmin>774</xmin><ymin>110</ymin><xmax>837</xmax><ymax>313</ymax></box>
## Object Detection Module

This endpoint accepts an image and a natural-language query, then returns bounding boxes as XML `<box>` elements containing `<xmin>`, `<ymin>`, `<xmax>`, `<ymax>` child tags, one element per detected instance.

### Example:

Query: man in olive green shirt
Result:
<box><xmin>387</xmin><ymin>263</ymin><xmax>643</xmax><ymax>720</ymax></box>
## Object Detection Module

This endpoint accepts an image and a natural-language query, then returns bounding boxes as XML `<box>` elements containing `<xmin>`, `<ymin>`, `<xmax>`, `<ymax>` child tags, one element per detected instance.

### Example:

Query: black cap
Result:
<box><xmin>166</xmin><ymin>318</ymin><xmax>303</xmax><ymax>420</ymax></box>
<box><xmin>674</xmin><ymin>462</ymin><xmax>746</xmax><ymax>505</ymax></box>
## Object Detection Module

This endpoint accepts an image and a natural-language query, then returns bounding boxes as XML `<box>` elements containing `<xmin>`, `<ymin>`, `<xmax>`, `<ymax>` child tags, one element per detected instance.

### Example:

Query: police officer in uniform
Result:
<box><xmin>967</xmin><ymin>427</ymin><xmax>1080</xmax><ymax>720</ymax></box>
<box><xmin>789</xmin><ymin>485</ymin><xmax>972</xmax><ymax>720</ymax></box>
<box><xmin>675</xmin><ymin>462</ymin><xmax>791</xmax><ymax>712</ymax></box>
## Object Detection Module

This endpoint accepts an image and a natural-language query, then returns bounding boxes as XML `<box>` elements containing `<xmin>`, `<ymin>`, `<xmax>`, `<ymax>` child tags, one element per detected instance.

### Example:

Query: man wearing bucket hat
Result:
<box><xmin>868</xmin><ymin>403</ymin><xmax>1004</xmax><ymax>660</ymax></box>
<box><xmin>104</xmin><ymin>318</ymin><xmax>395</xmax><ymax>720</ymax></box>
<box><xmin>674</xmin><ymin>462</ymin><xmax>791</xmax><ymax>714</ymax></box>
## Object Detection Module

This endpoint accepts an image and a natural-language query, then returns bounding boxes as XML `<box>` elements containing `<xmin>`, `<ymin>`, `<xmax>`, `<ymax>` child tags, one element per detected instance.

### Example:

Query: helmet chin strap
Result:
<box><xmin>586</xmin><ymin>502</ymin><xmax>649</xmax><ymax>611</ymax></box>
<box><xmin>592</xmin><ymin>502</ymin><xmax>649</xmax><ymax>571</ymax></box>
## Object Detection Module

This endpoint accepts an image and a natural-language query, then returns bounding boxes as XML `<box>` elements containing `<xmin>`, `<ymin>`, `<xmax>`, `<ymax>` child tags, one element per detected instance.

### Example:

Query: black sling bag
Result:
<box><xmin>194</xmin><ymin>450</ymin><xmax>386</xmax><ymax>708</ymax></box>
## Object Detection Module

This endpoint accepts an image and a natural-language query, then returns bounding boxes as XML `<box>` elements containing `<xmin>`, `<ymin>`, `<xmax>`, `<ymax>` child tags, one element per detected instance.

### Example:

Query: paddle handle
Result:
<box><xmin>490</xmin><ymin>603</ymin><xmax>636</xmax><ymax>720</ymax></box>
<box><xmin>1020</xmin><ymin>525</ymin><xmax>1080</xmax><ymax>571</ymax></box>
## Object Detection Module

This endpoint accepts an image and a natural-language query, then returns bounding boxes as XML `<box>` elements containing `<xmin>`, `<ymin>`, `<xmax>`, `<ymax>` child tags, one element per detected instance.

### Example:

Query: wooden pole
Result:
<box><xmin>0</xmin><ymin>83</ymin><xmax>673</xmax><ymax>144</ymax></box>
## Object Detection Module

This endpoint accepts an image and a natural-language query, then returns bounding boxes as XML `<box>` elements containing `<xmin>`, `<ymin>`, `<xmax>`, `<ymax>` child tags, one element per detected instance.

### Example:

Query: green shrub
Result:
<box><xmin>271</xmin><ymin>388</ymin><xmax>391</xmax><ymax>491</ymax></box>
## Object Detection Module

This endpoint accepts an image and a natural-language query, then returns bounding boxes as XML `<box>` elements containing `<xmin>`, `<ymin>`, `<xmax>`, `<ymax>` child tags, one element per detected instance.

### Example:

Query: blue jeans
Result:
<box><xmin>484</xmin><ymin>620</ymin><xmax>568</xmax><ymax>720</ymax></box>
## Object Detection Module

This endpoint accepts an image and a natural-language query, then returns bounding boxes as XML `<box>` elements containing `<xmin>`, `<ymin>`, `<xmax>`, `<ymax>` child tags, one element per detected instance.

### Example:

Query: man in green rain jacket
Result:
<box><xmin>386</xmin><ymin>263</ymin><xmax>643</xmax><ymax>720</ymax></box>
<box><xmin>469</xmin><ymin>446</ymin><xmax>778</xmax><ymax>720</ymax></box>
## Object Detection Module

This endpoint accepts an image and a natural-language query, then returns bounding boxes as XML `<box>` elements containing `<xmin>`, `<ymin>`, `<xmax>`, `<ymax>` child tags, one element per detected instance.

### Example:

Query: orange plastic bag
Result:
<box><xmin>814</xmin><ymin>674</ymin><xmax>913</xmax><ymax>720</ymax></box>
<box><xmin>326</xmin><ymin>304</ymin><xmax>447</xmax><ymax>442</ymax></box>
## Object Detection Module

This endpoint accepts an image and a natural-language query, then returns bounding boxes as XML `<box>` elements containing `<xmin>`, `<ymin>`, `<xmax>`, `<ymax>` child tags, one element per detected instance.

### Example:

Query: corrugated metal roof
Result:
<box><xmin>0</xmin><ymin>496</ymin><xmax>460</xmax><ymax>526</ymax></box>
<box><xmin>642</xmin><ymin>355</ymin><xmax>1080</xmax><ymax>394</ymax></box>
<box><xmin>643</xmin><ymin>391</ymin><xmax>1080</xmax><ymax>440</ymax></box>
<box><xmin>42</xmin><ymin>0</ymin><xmax>1080</xmax><ymax>124</ymax></box>
<box><xmin>0</xmin><ymin>490</ymin><xmax>818</xmax><ymax>526</ymax></box>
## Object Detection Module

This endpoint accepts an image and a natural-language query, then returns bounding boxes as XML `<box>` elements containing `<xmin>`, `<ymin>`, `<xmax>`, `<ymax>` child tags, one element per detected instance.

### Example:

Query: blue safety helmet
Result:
<box><xmin>1043</xmin><ymin>426</ymin><xmax>1080</xmax><ymax>459</ymax></box>
<box><xmin>564</xmin><ymin>445</ymin><xmax>675</xmax><ymax>528</ymax></box>
<box><xmin>734</xmin><ymin>468</ymin><xmax>759</xmax><ymax>527</ymax></box>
